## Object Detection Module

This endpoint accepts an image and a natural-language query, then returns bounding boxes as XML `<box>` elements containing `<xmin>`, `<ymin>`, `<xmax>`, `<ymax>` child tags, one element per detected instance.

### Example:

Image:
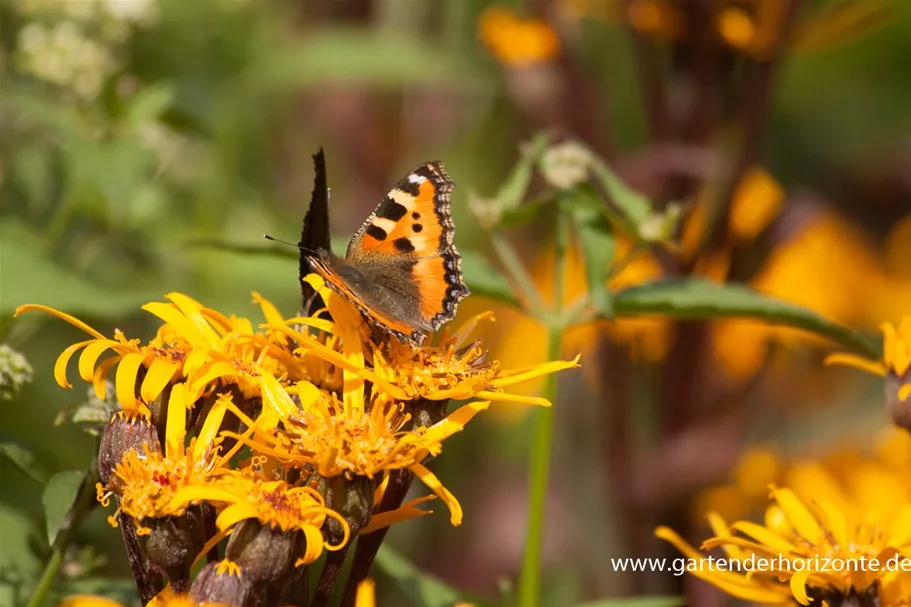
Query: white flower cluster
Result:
<box><xmin>14</xmin><ymin>0</ymin><xmax>159</xmax><ymax>100</ymax></box>
<box><xmin>0</xmin><ymin>344</ymin><xmax>33</xmax><ymax>401</ymax></box>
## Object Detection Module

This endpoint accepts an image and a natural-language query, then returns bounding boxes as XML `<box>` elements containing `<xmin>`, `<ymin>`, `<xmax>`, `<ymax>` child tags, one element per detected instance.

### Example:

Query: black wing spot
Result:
<box><xmin>377</xmin><ymin>199</ymin><xmax>408</xmax><ymax>221</ymax></box>
<box><xmin>393</xmin><ymin>238</ymin><xmax>416</xmax><ymax>253</ymax></box>
<box><xmin>412</xmin><ymin>212</ymin><xmax>421</xmax><ymax>220</ymax></box>
<box><xmin>412</xmin><ymin>223</ymin><xmax>423</xmax><ymax>233</ymax></box>
<box><xmin>366</xmin><ymin>225</ymin><xmax>388</xmax><ymax>241</ymax></box>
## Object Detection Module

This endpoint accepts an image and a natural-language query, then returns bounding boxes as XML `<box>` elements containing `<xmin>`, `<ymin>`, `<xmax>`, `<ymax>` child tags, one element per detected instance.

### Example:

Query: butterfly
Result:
<box><xmin>304</xmin><ymin>161</ymin><xmax>470</xmax><ymax>346</ymax></box>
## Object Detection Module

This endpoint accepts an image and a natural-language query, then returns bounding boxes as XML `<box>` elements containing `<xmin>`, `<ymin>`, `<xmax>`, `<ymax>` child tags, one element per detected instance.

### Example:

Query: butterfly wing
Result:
<box><xmin>299</xmin><ymin>148</ymin><xmax>331</xmax><ymax>317</ymax></box>
<box><xmin>346</xmin><ymin>161</ymin><xmax>470</xmax><ymax>331</ymax></box>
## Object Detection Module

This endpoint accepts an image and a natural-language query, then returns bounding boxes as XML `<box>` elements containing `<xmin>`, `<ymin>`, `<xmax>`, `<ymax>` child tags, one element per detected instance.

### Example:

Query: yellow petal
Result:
<box><xmin>476</xmin><ymin>390</ymin><xmax>552</xmax><ymax>406</ymax></box>
<box><xmin>789</xmin><ymin>569</ymin><xmax>812</xmax><ymax>605</ymax></box>
<box><xmin>54</xmin><ymin>340</ymin><xmax>94</xmax><ymax>388</ymax></box>
<box><xmin>15</xmin><ymin>304</ymin><xmax>107</xmax><ymax>340</ymax></box>
<box><xmin>706</xmin><ymin>512</ymin><xmax>743</xmax><ymax>560</ymax></box>
<box><xmin>355</xmin><ymin>579</ymin><xmax>376</xmax><ymax>607</ymax></box>
<box><xmin>259</xmin><ymin>372</ymin><xmax>297</xmax><ymax>418</ymax></box>
<box><xmin>419</xmin><ymin>401</ymin><xmax>490</xmax><ymax>443</ymax></box>
<box><xmin>814</xmin><ymin>499</ymin><xmax>848</xmax><ymax>552</ymax></box>
<box><xmin>92</xmin><ymin>356</ymin><xmax>119</xmax><ymax>400</ymax></box>
<box><xmin>77</xmin><ymin>340</ymin><xmax>119</xmax><ymax>383</ymax></box>
<box><xmin>164</xmin><ymin>292</ymin><xmax>222</xmax><ymax>348</ymax></box>
<box><xmin>823</xmin><ymin>352</ymin><xmax>887</xmax><ymax>376</ymax></box>
<box><xmin>298</xmin><ymin>525</ymin><xmax>327</xmax><ymax>565</ymax></box>
<box><xmin>215</xmin><ymin>503</ymin><xmax>259</xmax><ymax>532</ymax></box>
<box><xmin>490</xmin><ymin>355</ymin><xmax>581</xmax><ymax>388</ymax></box>
<box><xmin>360</xmin><ymin>495</ymin><xmax>435</xmax><ymax>534</ymax></box>
<box><xmin>252</xmin><ymin>291</ymin><xmax>285</xmax><ymax>326</ymax></box>
<box><xmin>115</xmin><ymin>352</ymin><xmax>145</xmax><ymax>410</ymax></box>
<box><xmin>900</xmin><ymin>384</ymin><xmax>911</xmax><ymax>403</ymax></box>
<box><xmin>410</xmin><ymin>463</ymin><xmax>461</xmax><ymax>526</ymax></box>
<box><xmin>143</xmin><ymin>302</ymin><xmax>212</xmax><ymax>350</ymax></box>
<box><xmin>165</xmin><ymin>384</ymin><xmax>188</xmax><ymax>456</ymax></box>
<box><xmin>729</xmin><ymin>521</ymin><xmax>799</xmax><ymax>554</ymax></box>
<box><xmin>170</xmin><ymin>485</ymin><xmax>239</xmax><ymax>512</ymax></box>
<box><xmin>771</xmin><ymin>487</ymin><xmax>824</xmax><ymax>544</ymax></box>
<box><xmin>889</xmin><ymin>505</ymin><xmax>911</xmax><ymax>546</ymax></box>
<box><xmin>451</xmin><ymin>311</ymin><xmax>495</xmax><ymax>349</ymax></box>
<box><xmin>186</xmin><ymin>361</ymin><xmax>238</xmax><ymax>400</ymax></box>
<box><xmin>196</xmin><ymin>394</ymin><xmax>229</xmax><ymax>456</ymax></box>
<box><xmin>141</xmin><ymin>358</ymin><xmax>179</xmax><ymax>403</ymax></box>
<box><xmin>58</xmin><ymin>595</ymin><xmax>125</xmax><ymax>607</ymax></box>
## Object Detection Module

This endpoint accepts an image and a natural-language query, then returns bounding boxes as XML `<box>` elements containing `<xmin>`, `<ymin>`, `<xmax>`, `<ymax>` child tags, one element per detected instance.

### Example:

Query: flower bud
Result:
<box><xmin>190</xmin><ymin>561</ymin><xmax>253</xmax><ymax>607</ymax></box>
<box><xmin>144</xmin><ymin>511</ymin><xmax>204</xmax><ymax>592</ymax></box>
<box><xmin>224</xmin><ymin>519</ymin><xmax>302</xmax><ymax>588</ymax></box>
<box><xmin>98</xmin><ymin>414</ymin><xmax>159</xmax><ymax>487</ymax></box>
<box><xmin>320</xmin><ymin>474</ymin><xmax>374</xmax><ymax>542</ymax></box>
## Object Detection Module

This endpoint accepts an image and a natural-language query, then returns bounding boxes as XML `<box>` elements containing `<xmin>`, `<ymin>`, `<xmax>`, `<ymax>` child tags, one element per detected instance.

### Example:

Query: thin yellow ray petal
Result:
<box><xmin>355</xmin><ymin>579</ymin><xmax>376</xmax><ymax>607</ymax></box>
<box><xmin>278</xmin><ymin>317</ymin><xmax>340</xmax><ymax>336</ymax></box>
<box><xmin>729</xmin><ymin>521</ymin><xmax>799</xmax><ymax>554</ymax></box>
<box><xmin>419</xmin><ymin>402</ymin><xmax>490</xmax><ymax>443</ymax></box>
<box><xmin>815</xmin><ymin>499</ymin><xmax>848</xmax><ymax>551</ymax></box>
<box><xmin>115</xmin><ymin>352</ymin><xmax>145</xmax><ymax>410</ymax></box>
<box><xmin>823</xmin><ymin>352</ymin><xmax>887</xmax><ymax>376</ymax></box>
<box><xmin>15</xmin><ymin>304</ymin><xmax>107</xmax><ymax>339</ymax></box>
<box><xmin>58</xmin><ymin>595</ymin><xmax>125</xmax><ymax>607</ymax></box>
<box><xmin>164</xmin><ymin>293</ymin><xmax>222</xmax><ymax>348</ymax></box>
<box><xmin>186</xmin><ymin>361</ymin><xmax>238</xmax><ymax>396</ymax></box>
<box><xmin>141</xmin><ymin>359</ymin><xmax>179</xmax><ymax>403</ymax></box>
<box><xmin>77</xmin><ymin>340</ymin><xmax>119</xmax><ymax>383</ymax></box>
<box><xmin>93</xmin><ymin>356</ymin><xmax>119</xmax><ymax>400</ymax></box>
<box><xmin>260</xmin><ymin>372</ymin><xmax>297</xmax><ymax>418</ymax></box>
<box><xmin>360</xmin><ymin>495</ymin><xmax>435</xmax><ymax>534</ymax></box>
<box><xmin>889</xmin><ymin>505</ymin><xmax>911</xmax><ymax>546</ymax></box>
<box><xmin>252</xmin><ymin>292</ymin><xmax>285</xmax><ymax>326</ymax></box>
<box><xmin>451</xmin><ymin>311</ymin><xmax>496</xmax><ymax>349</ymax></box>
<box><xmin>491</xmin><ymin>356</ymin><xmax>581</xmax><ymax>388</ymax></box>
<box><xmin>299</xmin><ymin>525</ymin><xmax>326</xmax><ymax>565</ymax></box>
<box><xmin>655</xmin><ymin>527</ymin><xmax>791</xmax><ymax>600</ymax></box>
<box><xmin>789</xmin><ymin>569</ymin><xmax>812</xmax><ymax>605</ymax></box>
<box><xmin>900</xmin><ymin>384</ymin><xmax>911</xmax><ymax>403</ymax></box>
<box><xmin>215</xmin><ymin>503</ymin><xmax>258</xmax><ymax>532</ymax></box>
<box><xmin>196</xmin><ymin>394</ymin><xmax>229</xmax><ymax>454</ymax></box>
<box><xmin>165</xmin><ymin>384</ymin><xmax>188</xmax><ymax>456</ymax></box>
<box><xmin>706</xmin><ymin>512</ymin><xmax>743</xmax><ymax>560</ymax></box>
<box><xmin>193</xmin><ymin>527</ymin><xmax>233</xmax><ymax>569</ymax></box>
<box><xmin>54</xmin><ymin>340</ymin><xmax>94</xmax><ymax>388</ymax></box>
<box><xmin>772</xmin><ymin>487</ymin><xmax>824</xmax><ymax>545</ymax></box>
<box><xmin>476</xmin><ymin>390</ymin><xmax>552</xmax><ymax>406</ymax></box>
<box><xmin>142</xmin><ymin>302</ymin><xmax>212</xmax><ymax>349</ymax></box>
<box><xmin>169</xmin><ymin>485</ymin><xmax>240</xmax><ymax>512</ymax></box>
<box><xmin>410</xmin><ymin>463</ymin><xmax>461</xmax><ymax>526</ymax></box>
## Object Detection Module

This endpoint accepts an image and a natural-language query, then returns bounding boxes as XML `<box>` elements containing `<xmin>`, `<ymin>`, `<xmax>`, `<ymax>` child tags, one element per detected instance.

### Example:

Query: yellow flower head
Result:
<box><xmin>478</xmin><ymin>6</ymin><xmax>560</xmax><ymax>67</ymax></box>
<box><xmin>15</xmin><ymin>292</ymin><xmax>294</xmax><ymax>418</ymax></box>
<box><xmin>826</xmin><ymin>318</ymin><xmax>911</xmax><ymax>402</ymax></box>
<box><xmin>59</xmin><ymin>585</ymin><xmax>228</xmax><ymax>607</ymax></box>
<box><xmin>170</xmin><ymin>470</ymin><xmax>348</xmax><ymax>567</ymax></box>
<box><xmin>658</xmin><ymin>465</ymin><xmax>911</xmax><ymax>606</ymax></box>
<box><xmin>97</xmin><ymin>391</ymin><xmax>235</xmax><ymax>534</ymax></box>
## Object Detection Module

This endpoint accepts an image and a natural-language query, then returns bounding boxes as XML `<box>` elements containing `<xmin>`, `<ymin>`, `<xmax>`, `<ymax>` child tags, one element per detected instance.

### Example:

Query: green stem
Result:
<box><xmin>26</xmin><ymin>469</ymin><xmax>98</xmax><ymax>607</ymax></box>
<box><xmin>518</xmin><ymin>203</ymin><xmax>569</xmax><ymax>607</ymax></box>
<box><xmin>490</xmin><ymin>232</ymin><xmax>547</xmax><ymax>316</ymax></box>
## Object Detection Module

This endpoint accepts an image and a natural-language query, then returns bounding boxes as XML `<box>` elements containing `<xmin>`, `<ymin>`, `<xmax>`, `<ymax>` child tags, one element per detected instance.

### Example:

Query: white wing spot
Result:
<box><xmin>408</xmin><ymin>174</ymin><xmax>427</xmax><ymax>184</ymax></box>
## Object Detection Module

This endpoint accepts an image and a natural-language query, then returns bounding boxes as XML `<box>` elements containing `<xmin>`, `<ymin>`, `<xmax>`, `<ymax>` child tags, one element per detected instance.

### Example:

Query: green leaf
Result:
<box><xmin>374</xmin><ymin>546</ymin><xmax>463</xmax><ymax>607</ymax></box>
<box><xmin>42</xmin><ymin>470</ymin><xmax>85</xmax><ymax>546</ymax></box>
<box><xmin>0</xmin><ymin>503</ymin><xmax>42</xmax><ymax>581</ymax></box>
<box><xmin>495</xmin><ymin>133</ymin><xmax>551</xmax><ymax>213</ymax></box>
<box><xmin>498</xmin><ymin>198</ymin><xmax>549</xmax><ymax>228</ymax></box>
<box><xmin>0</xmin><ymin>442</ymin><xmax>49</xmax><ymax>484</ymax></box>
<box><xmin>126</xmin><ymin>82</ymin><xmax>175</xmax><ymax>125</ymax></box>
<box><xmin>590</xmin><ymin>157</ymin><xmax>653</xmax><ymax>229</ymax></box>
<box><xmin>0</xmin><ymin>222</ymin><xmax>159</xmax><ymax>318</ymax></box>
<box><xmin>575</xmin><ymin>597</ymin><xmax>685</xmax><ymax>607</ymax></box>
<box><xmin>565</xmin><ymin>186</ymin><xmax>615</xmax><ymax>316</ymax></box>
<box><xmin>613</xmin><ymin>279</ymin><xmax>881</xmax><ymax>359</ymax></box>
<box><xmin>460</xmin><ymin>249</ymin><xmax>519</xmax><ymax>307</ymax></box>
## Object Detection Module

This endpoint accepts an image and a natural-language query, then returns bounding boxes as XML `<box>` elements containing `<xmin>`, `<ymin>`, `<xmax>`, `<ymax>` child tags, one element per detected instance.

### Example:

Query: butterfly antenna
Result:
<box><xmin>264</xmin><ymin>234</ymin><xmax>319</xmax><ymax>257</ymax></box>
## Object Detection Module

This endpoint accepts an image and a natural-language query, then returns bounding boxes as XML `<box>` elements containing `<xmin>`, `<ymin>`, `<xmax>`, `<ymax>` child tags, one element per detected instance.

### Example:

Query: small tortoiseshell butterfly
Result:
<box><xmin>305</xmin><ymin>161</ymin><xmax>470</xmax><ymax>346</ymax></box>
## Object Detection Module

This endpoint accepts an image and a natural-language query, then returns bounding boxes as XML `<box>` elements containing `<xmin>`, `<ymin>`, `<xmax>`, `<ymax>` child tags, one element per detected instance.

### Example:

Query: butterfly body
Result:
<box><xmin>307</xmin><ymin>161</ymin><xmax>470</xmax><ymax>346</ymax></box>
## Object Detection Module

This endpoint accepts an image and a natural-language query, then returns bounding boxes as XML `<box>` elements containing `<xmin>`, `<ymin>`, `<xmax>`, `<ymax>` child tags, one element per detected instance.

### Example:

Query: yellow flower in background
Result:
<box><xmin>659</xmin><ymin>467</ymin><xmax>911</xmax><ymax>606</ymax></box>
<box><xmin>59</xmin><ymin>586</ymin><xmax>226</xmax><ymax>607</ymax></box>
<box><xmin>826</xmin><ymin>319</ymin><xmax>911</xmax><ymax>402</ymax></box>
<box><xmin>478</xmin><ymin>6</ymin><xmax>561</xmax><ymax>67</ymax></box>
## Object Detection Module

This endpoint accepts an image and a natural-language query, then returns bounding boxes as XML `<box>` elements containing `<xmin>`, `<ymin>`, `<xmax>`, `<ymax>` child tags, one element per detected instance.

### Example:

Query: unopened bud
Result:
<box><xmin>145</xmin><ymin>511</ymin><xmax>204</xmax><ymax>593</ymax></box>
<box><xmin>320</xmin><ymin>475</ymin><xmax>374</xmax><ymax>542</ymax></box>
<box><xmin>190</xmin><ymin>561</ymin><xmax>252</xmax><ymax>607</ymax></box>
<box><xmin>225</xmin><ymin>519</ymin><xmax>301</xmax><ymax>587</ymax></box>
<box><xmin>98</xmin><ymin>414</ymin><xmax>159</xmax><ymax>486</ymax></box>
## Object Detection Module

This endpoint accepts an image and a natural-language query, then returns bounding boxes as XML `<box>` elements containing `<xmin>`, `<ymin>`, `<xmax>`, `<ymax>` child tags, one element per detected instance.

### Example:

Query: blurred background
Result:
<box><xmin>2</xmin><ymin>0</ymin><xmax>911</xmax><ymax>605</ymax></box>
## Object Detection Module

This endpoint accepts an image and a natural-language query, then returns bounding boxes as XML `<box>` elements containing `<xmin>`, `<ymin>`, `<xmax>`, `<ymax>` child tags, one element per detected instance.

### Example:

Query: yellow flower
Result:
<box><xmin>478</xmin><ymin>6</ymin><xmax>560</xmax><ymax>67</ymax></box>
<box><xmin>169</xmin><ymin>471</ymin><xmax>349</xmax><ymax>566</ymax></box>
<box><xmin>826</xmin><ymin>318</ymin><xmax>911</xmax><ymax>402</ymax></box>
<box><xmin>659</xmin><ymin>471</ymin><xmax>911</xmax><ymax>605</ymax></box>
<box><xmin>14</xmin><ymin>292</ymin><xmax>291</xmax><ymax>418</ymax></box>
<box><xmin>97</xmin><ymin>391</ymin><xmax>235</xmax><ymax>535</ymax></box>
<box><xmin>353</xmin><ymin>578</ymin><xmax>476</xmax><ymax>607</ymax></box>
<box><xmin>59</xmin><ymin>586</ymin><xmax>227</xmax><ymax>607</ymax></box>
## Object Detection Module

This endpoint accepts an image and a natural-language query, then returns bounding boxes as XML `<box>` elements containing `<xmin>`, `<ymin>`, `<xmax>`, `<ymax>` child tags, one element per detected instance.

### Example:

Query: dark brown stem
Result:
<box><xmin>308</xmin><ymin>546</ymin><xmax>349</xmax><ymax>607</ymax></box>
<box><xmin>119</xmin><ymin>511</ymin><xmax>164</xmax><ymax>605</ymax></box>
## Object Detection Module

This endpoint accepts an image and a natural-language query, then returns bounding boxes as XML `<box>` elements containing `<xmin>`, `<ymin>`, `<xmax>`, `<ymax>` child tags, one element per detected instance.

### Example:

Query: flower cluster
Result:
<box><xmin>18</xmin><ymin>274</ymin><xmax>577</xmax><ymax>606</ymax></box>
